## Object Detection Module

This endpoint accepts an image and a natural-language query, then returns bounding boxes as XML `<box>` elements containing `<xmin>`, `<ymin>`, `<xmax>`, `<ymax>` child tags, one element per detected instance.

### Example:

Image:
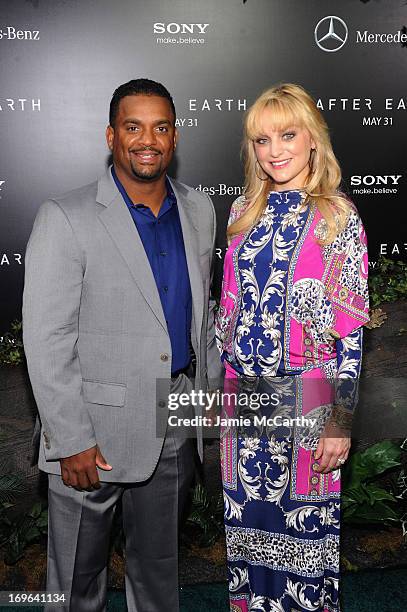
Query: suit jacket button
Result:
<box><xmin>160</xmin><ymin>353</ymin><xmax>169</xmax><ymax>362</ymax></box>
<box><xmin>43</xmin><ymin>432</ymin><xmax>51</xmax><ymax>449</ymax></box>
<box><xmin>158</xmin><ymin>400</ymin><xmax>166</xmax><ymax>408</ymax></box>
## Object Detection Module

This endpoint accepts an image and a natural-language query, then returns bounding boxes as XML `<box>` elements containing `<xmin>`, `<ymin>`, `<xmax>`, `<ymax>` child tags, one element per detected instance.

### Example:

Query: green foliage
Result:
<box><xmin>368</xmin><ymin>257</ymin><xmax>407</xmax><ymax>307</ymax></box>
<box><xmin>0</xmin><ymin>459</ymin><xmax>26</xmax><ymax>506</ymax></box>
<box><xmin>0</xmin><ymin>461</ymin><xmax>48</xmax><ymax>565</ymax></box>
<box><xmin>186</xmin><ymin>483</ymin><xmax>224</xmax><ymax>547</ymax></box>
<box><xmin>342</xmin><ymin>440</ymin><xmax>406</xmax><ymax>527</ymax></box>
<box><xmin>0</xmin><ymin>320</ymin><xmax>24</xmax><ymax>366</ymax></box>
<box><xmin>0</xmin><ymin>472</ymin><xmax>26</xmax><ymax>505</ymax></box>
<box><xmin>2</xmin><ymin>502</ymin><xmax>48</xmax><ymax>565</ymax></box>
<box><xmin>0</xmin><ymin>463</ymin><xmax>26</xmax><ymax>551</ymax></box>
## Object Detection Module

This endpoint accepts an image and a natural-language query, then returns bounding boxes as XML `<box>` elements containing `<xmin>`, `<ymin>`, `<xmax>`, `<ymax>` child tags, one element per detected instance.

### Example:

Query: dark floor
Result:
<box><xmin>1</xmin><ymin>568</ymin><xmax>407</xmax><ymax>611</ymax></box>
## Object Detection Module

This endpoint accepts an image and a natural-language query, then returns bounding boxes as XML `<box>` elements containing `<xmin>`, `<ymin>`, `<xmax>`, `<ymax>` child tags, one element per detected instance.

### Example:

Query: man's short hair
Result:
<box><xmin>109</xmin><ymin>79</ymin><xmax>176</xmax><ymax>127</ymax></box>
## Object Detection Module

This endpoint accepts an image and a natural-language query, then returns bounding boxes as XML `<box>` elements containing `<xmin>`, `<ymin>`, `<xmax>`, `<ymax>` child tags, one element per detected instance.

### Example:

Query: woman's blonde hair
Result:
<box><xmin>228</xmin><ymin>83</ymin><xmax>351</xmax><ymax>244</ymax></box>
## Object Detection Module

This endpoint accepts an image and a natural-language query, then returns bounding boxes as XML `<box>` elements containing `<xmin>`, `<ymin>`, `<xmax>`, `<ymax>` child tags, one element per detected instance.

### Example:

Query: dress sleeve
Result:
<box><xmin>226</xmin><ymin>195</ymin><xmax>247</xmax><ymax>242</ymax></box>
<box><xmin>323</xmin><ymin>208</ymin><xmax>370</xmax><ymax>339</ymax></box>
<box><xmin>334</xmin><ymin>327</ymin><xmax>363</xmax><ymax>417</ymax></box>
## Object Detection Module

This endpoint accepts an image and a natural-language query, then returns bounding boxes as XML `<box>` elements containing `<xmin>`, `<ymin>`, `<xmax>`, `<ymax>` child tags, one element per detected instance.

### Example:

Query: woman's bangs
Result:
<box><xmin>247</xmin><ymin>98</ymin><xmax>304</xmax><ymax>140</ymax></box>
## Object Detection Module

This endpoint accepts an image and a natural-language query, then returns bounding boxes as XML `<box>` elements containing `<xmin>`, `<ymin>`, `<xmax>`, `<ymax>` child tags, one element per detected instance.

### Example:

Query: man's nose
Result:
<box><xmin>139</xmin><ymin>128</ymin><xmax>157</xmax><ymax>147</ymax></box>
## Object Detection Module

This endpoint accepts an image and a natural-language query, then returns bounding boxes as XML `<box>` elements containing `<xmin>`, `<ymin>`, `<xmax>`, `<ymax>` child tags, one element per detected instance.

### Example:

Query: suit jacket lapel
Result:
<box><xmin>95</xmin><ymin>169</ymin><xmax>204</xmax><ymax>343</ymax></box>
<box><xmin>96</xmin><ymin>169</ymin><xmax>167</xmax><ymax>332</ymax></box>
<box><xmin>170</xmin><ymin>179</ymin><xmax>204</xmax><ymax>345</ymax></box>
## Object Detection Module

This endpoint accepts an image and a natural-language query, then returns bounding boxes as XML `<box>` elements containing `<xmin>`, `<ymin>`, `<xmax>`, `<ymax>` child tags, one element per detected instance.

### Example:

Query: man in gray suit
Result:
<box><xmin>23</xmin><ymin>79</ymin><xmax>221</xmax><ymax>611</ymax></box>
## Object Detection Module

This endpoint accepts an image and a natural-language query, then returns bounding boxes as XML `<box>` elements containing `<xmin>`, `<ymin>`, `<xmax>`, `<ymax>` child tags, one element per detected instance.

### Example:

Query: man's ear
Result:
<box><xmin>173</xmin><ymin>128</ymin><xmax>179</xmax><ymax>150</ymax></box>
<box><xmin>106</xmin><ymin>125</ymin><xmax>114</xmax><ymax>151</ymax></box>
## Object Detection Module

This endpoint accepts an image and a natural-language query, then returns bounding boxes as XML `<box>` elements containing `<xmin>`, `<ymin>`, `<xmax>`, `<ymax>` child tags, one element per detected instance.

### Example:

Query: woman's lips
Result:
<box><xmin>270</xmin><ymin>159</ymin><xmax>291</xmax><ymax>169</ymax></box>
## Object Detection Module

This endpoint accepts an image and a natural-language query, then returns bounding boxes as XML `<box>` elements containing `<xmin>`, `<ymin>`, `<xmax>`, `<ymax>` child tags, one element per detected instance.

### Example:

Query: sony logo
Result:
<box><xmin>153</xmin><ymin>23</ymin><xmax>209</xmax><ymax>34</ymax></box>
<box><xmin>350</xmin><ymin>175</ymin><xmax>402</xmax><ymax>186</ymax></box>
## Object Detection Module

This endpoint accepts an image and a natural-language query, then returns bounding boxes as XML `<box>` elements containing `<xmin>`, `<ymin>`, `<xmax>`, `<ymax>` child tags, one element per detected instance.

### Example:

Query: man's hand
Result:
<box><xmin>60</xmin><ymin>445</ymin><xmax>112</xmax><ymax>491</ymax></box>
<box><xmin>204</xmin><ymin>390</ymin><xmax>218</xmax><ymax>427</ymax></box>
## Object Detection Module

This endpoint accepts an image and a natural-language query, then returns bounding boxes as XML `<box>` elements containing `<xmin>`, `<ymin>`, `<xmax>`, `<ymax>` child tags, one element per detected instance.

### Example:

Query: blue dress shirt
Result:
<box><xmin>111</xmin><ymin>167</ymin><xmax>192</xmax><ymax>375</ymax></box>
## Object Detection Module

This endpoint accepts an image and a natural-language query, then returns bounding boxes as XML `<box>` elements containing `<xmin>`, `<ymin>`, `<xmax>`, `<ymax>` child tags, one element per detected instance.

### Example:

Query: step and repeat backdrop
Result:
<box><xmin>1</xmin><ymin>0</ymin><xmax>406</xmax><ymax>327</ymax></box>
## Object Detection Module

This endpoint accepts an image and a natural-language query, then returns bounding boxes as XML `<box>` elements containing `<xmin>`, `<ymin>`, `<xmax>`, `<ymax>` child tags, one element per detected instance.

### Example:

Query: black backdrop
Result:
<box><xmin>1</xmin><ymin>0</ymin><xmax>406</xmax><ymax>328</ymax></box>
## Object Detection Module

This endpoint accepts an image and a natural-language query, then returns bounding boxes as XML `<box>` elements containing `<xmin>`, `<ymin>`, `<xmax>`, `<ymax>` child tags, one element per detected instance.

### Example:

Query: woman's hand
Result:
<box><xmin>313</xmin><ymin>420</ymin><xmax>351</xmax><ymax>474</ymax></box>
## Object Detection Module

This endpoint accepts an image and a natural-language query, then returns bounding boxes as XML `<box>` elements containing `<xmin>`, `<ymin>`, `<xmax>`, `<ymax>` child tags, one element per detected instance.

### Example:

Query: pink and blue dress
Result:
<box><xmin>215</xmin><ymin>189</ymin><xmax>369</xmax><ymax>612</ymax></box>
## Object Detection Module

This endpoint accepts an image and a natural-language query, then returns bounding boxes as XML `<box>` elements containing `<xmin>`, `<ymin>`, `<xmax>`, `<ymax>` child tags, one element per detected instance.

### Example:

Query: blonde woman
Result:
<box><xmin>215</xmin><ymin>84</ymin><xmax>369</xmax><ymax>611</ymax></box>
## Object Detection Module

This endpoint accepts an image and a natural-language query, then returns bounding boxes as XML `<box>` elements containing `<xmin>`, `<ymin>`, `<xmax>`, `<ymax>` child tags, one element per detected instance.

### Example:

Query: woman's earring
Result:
<box><xmin>309</xmin><ymin>148</ymin><xmax>317</xmax><ymax>173</ymax></box>
<box><xmin>255</xmin><ymin>160</ymin><xmax>268</xmax><ymax>181</ymax></box>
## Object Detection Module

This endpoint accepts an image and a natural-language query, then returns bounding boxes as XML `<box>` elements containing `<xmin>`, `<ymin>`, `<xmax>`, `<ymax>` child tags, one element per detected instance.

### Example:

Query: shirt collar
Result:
<box><xmin>111</xmin><ymin>166</ymin><xmax>176</xmax><ymax>211</ymax></box>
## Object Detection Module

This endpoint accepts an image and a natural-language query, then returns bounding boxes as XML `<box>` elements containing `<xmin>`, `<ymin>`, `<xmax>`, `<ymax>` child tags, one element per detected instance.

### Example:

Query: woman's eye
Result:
<box><xmin>255</xmin><ymin>138</ymin><xmax>268</xmax><ymax>145</ymax></box>
<box><xmin>282</xmin><ymin>132</ymin><xmax>295</xmax><ymax>140</ymax></box>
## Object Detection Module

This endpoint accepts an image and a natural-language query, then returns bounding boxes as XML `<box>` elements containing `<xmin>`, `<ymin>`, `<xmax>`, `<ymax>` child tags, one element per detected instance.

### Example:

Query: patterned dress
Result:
<box><xmin>215</xmin><ymin>190</ymin><xmax>369</xmax><ymax>612</ymax></box>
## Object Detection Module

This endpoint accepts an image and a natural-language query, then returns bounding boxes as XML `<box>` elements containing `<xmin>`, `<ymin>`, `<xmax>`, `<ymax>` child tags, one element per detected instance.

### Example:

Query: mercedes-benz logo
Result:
<box><xmin>315</xmin><ymin>16</ymin><xmax>348</xmax><ymax>52</ymax></box>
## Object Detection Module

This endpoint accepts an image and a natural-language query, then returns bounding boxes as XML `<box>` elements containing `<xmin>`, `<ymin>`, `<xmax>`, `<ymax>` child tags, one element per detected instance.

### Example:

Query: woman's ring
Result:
<box><xmin>337</xmin><ymin>458</ymin><xmax>346</xmax><ymax>465</ymax></box>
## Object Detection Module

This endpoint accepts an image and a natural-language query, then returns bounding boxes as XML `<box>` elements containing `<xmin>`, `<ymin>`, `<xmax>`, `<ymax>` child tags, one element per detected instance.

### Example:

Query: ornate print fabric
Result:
<box><xmin>233</xmin><ymin>190</ymin><xmax>310</xmax><ymax>376</ymax></box>
<box><xmin>216</xmin><ymin>190</ymin><xmax>370</xmax><ymax>612</ymax></box>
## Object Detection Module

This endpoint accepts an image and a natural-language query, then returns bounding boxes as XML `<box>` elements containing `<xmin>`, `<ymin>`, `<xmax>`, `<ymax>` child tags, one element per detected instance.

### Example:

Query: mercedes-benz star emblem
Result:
<box><xmin>315</xmin><ymin>16</ymin><xmax>348</xmax><ymax>52</ymax></box>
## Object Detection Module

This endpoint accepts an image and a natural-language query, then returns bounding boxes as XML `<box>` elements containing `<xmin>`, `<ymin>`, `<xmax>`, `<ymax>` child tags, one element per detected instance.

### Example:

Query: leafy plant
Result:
<box><xmin>0</xmin><ymin>461</ymin><xmax>27</xmax><ymax>559</ymax></box>
<box><xmin>0</xmin><ymin>320</ymin><xmax>24</xmax><ymax>366</ymax></box>
<box><xmin>2</xmin><ymin>501</ymin><xmax>48</xmax><ymax>565</ymax></box>
<box><xmin>186</xmin><ymin>483</ymin><xmax>224</xmax><ymax>547</ymax></box>
<box><xmin>0</xmin><ymin>463</ymin><xmax>26</xmax><ymax>506</ymax></box>
<box><xmin>0</xmin><ymin>459</ymin><xmax>48</xmax><ymax>565</ymax></box>
<box><xmin>342</xmin><ymin>440</ymin><xmax>407</xmax><ymax>527</ymax></box>
<box><xmin>368</xmin><ymin>257</ymin><xmax>407</xmax><ymax>308</ymax></box>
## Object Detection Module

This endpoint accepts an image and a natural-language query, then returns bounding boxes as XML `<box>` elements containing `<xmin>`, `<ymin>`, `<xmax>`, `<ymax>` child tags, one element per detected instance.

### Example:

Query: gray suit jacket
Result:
<box><xmin>22</xmin><ymin>167</ymin><xmax>222</xmax><ymax>482</ymax></box>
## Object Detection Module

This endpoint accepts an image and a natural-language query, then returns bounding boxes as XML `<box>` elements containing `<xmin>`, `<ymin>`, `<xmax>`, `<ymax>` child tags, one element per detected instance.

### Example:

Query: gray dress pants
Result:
<box><xmin>45</xmin><ymin>377</ymin><xmax>196</xmax><ymax>612</ymax></box>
